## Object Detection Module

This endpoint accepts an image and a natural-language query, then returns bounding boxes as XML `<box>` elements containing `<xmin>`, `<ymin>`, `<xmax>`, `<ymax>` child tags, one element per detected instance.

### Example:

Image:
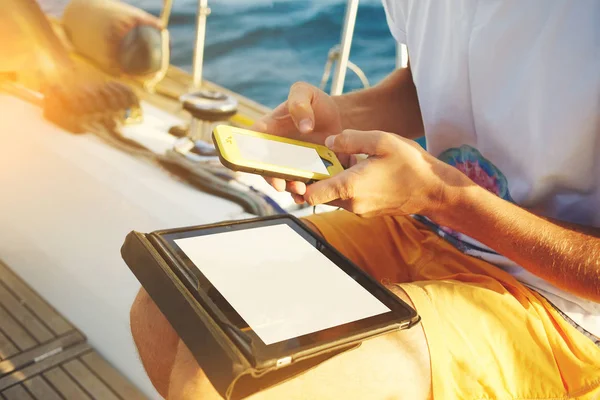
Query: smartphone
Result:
<box><xmin>212</xmin><ymin>125</ymin><xmax>344</xmax><ymax>183</ymax></box>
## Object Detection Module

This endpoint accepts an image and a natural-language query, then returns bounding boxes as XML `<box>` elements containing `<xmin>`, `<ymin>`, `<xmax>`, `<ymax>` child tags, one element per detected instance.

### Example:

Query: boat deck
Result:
<box><xmin>0</xmin><ymin>260</ymin><xmax>147</xmax><ymax>400</ymax></box>
<box><xmin>0</xmin><ymin>14</ymin><xmax>291</xmax><ymax>398</ymax></box>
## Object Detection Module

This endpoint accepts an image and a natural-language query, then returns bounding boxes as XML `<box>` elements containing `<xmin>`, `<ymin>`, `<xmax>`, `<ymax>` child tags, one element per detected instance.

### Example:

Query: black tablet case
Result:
<box><xmin>121</xmin><ymin>228</ymin><xmax>361</xmax><ymax>399</ymax></box>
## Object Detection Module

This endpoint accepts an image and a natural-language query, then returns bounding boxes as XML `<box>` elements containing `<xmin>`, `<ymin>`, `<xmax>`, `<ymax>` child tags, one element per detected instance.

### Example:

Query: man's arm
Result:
<box><xmin>540</xmin><ymin>216</ymin><xmax>600</xmax><ymax>238</ymax></box>
<box><xmin>304</xmin><ymin>130</ymin><xmax>600</xmax><ymax>303</ymax></box>
<box><xmin>437</xmin><ymin>184</ymin><xmax>600</xmax><ymax>302</ymax></box>
<box><xmin>333</xmin><ymin>65</ymin><xmax>425</xmax><ymax>139</ymax></box>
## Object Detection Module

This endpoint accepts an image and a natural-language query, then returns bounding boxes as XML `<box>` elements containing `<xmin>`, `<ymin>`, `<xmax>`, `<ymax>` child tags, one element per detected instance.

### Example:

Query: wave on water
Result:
<box><xmin>38</xmin><ymin>0</ymin><xmax>396</xmax><ymax>108</ymax></box>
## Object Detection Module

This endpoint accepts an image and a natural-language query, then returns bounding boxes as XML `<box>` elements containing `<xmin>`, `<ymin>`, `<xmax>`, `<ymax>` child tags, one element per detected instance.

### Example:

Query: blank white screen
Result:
<box><xmin>233</xmin><ymin>132</ymin><xmax>330</xmax><ymax>175</ymax></box>
<box><xmin>174</xmin><ymin>224</ymin><xmax>390</xmax><ymax>345</ymax></box>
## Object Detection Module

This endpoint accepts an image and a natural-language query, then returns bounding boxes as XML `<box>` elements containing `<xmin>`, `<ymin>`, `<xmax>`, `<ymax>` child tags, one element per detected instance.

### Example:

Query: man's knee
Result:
<box><xmin>130</xmin><ymin>289</ymin><xmax>180</xmax><ymax>398</ymax></box>
<box><xmin>168</xmin><ymin>327</ymin><xmax>431</xmax><ymax>400</ymax></box>
<box><xmin>130</xmin><ymin>289</ymin><xmax>169</xmax><ymax>343</ymax></box>
<box><xmin>166</xmin><ymin>285</ymin><xmax>431</xmax><ymax>400</ymax></box>
<box><xmin>301</xmin><ymin>217</ymin><xmax>323</xmax><ymax>237</ymax></box>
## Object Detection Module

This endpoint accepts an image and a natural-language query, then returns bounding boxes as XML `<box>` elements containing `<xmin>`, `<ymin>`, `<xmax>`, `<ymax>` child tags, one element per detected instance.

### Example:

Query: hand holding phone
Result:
<box><xmin>212</xmin><ymin>125</ymin><xmax>344</xmax><ymax>183</ymax></box>
<box><xmin>252</xmin><ymin>83</ymin><xmax>345</xmax><ymax>201</ymax></box>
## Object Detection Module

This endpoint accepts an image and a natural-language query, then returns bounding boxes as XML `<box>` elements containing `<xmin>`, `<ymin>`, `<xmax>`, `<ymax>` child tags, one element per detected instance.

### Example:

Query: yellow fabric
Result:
<box><xmin>305</xmin><ymin>211</ymin><xmax>600</xmax><ymax>399</ymax></box>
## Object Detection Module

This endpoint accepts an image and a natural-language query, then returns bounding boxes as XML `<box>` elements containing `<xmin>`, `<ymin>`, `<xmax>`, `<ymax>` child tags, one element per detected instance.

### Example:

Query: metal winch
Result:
<box><xmin>180</xmin><ymin>89</ymin><xmax>238</xmax><ymax>142</ymax></box>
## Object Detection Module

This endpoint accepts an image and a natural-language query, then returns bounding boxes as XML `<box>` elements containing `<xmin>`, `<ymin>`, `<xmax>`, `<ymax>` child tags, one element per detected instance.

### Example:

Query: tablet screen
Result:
<box><xmin>158</xmin><ymin>217</ymin><xmax>417</xmax><ymax>367</ymax></box>
<box><xmin>174</xmin><ymin>224</ymin><xmax>390</xmax><ymax>345</ymax></box>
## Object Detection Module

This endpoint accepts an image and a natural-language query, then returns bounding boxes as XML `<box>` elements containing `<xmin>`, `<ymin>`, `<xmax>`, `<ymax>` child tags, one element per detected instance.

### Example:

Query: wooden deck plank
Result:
<box><xmin>0</xmin><ymin>332</ymin><xmax>18</xmax><ymax>361</ymax></box>
<box><xmin>43</xmin><ymin>367</ymin><xmax>91</xmax><ymax>400</ymax></box>
<box><xmin>0</xmin><ymin>283</ymin><xmax>54</xmax><ymax>344</ymax></box>
<box><xmin>80</xmin><ymin>351</ymin><xmax>146</xmax><ymax>400</ymax></box>
<box><xmin>0</xmin><ymin>343</ymin><xmax>90</xmax><ymax>391</ymax></box>
<box><xmin>0</xmin><ymin>261</ymin><xmax>147</xmax><ymax>399</ymax></box>
<box><xmin>0</xmin><ymin>331</ymin><xmax>84</xmax><ymax>378</ymax></box>
<box><xmin>62</xmin><ymin>359</ymin><xmax>120</xmax><ymax>400</ymax></box>
<box><xmin>0</xmin><ymin>305</ymin><xmax>36</xmax><ymax>352</ymax></box>
<box><xmin>22</xmin><ymin>377</ymin><xmax>62</xmax><ymax>400</ymax></box>
<box><xmin>0</xmin><ymin>262</ymin><xmax>73</xmax><ymax>336</ymax></box>
<box><xmin>1</xmin><ymin>385</ymin><xmax>34</xmax><ymax>400</ymax></box>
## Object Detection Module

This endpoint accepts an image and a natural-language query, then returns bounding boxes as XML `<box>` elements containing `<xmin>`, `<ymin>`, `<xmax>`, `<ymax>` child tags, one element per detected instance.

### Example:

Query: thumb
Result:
<box><xmin>324</xmin><ymin>130</ymin><xmax>394</xmax><ymax>156</ymax></box>
<box><xmin>304</xmin><ymin>170</ymin><xmax>355</xmax><ymax>206</ymax></box>
<box><xmin>287</xmin><ymin>82</ymin><xmax>316</xmax><ymax>134</ymax></box>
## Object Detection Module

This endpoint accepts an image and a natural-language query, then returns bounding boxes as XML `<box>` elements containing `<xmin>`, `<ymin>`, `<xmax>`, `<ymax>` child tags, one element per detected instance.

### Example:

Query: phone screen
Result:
<box><xmin>173</xmin><ymin>224</ymin><xmax>390</xmax><ymax>345</ymax></box>
<box><xmin>232</xmin><ymin>132</ymin><xmax>330</xmax><ymax>175</ymax></box>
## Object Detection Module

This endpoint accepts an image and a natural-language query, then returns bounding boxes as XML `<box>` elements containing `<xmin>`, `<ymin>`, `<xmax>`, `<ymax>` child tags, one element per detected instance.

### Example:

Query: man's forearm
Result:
<box><xmin>333</xmin><ymin>66</ymin><xmax>424</xmax><ymax>139</ymax></box>
<box><xmin>435</xmin><ymin>184</ymin><xmax>600</xmax><ymax>302</ymax></box>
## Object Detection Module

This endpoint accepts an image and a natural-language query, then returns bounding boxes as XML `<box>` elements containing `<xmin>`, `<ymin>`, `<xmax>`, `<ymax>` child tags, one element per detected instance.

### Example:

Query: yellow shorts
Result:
<box><xmin>305</xmin><ymin>211</ymin><xmax>600</xmax><ymax>399</ymax></box>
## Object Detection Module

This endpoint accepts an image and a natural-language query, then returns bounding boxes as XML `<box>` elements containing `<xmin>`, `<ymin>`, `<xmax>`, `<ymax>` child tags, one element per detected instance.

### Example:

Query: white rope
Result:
<box><xmin>347</xmin><ymin>60</ymin><xmax>370</xmax><ymax>89</ymax></box>
<box><xmin>319</xmin><ymin>45</ymin><xmax>370</xmax><ymax>92</ymax></box>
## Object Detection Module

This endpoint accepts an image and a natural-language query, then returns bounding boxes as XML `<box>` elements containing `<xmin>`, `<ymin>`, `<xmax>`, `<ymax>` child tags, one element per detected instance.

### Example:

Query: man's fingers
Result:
<box><xmin>304</xmin><ymin>172</ymin><xmax>356</xmax><ymax>206</ymax></box>
<box><xmin>336</xmin><ymin>152</ymin><xmax>351</xmax><ymax>168</ymax></box>
<box><xmin>325</xmin><ymin>130</ymin><xmax>394</xmax><ymax>156</ymax></box>
<box><xmin>286</xmin><ymin>180</ymin><xmax>307</xmax><ymax>195</ymax></box>
<box><xmin>292</xmin><ymin>193</ymin><xmax>305</xmax><ymax>204</ymax></box>
<box><xmin>251</xmin><ymin>119</ymin><xmax>268</xmax><ymax>133</ymax></box>
<box><xmin>251</xmin><ymin>101</ymin><xmax>300</xmax><ymax>138</ymax></box>
<box><xmin>264</xmin><ymin>176</ymin><xmax>307</xmax><ymax>196</ymax></box>
<box><xmin>348</xmin><ymin>154</ymin><xmax>360</xmax><ymax>168</ymax></box>
<box><xmin>287</xmin><ymin>82</ymin><xmax>316</xmax><ymax>134</ymax></box>
<box><xmin>336</xmin><ymin>153</ymin><xmax>359</xmax><ymax>168</ymax></box>
<box><xmin>264</xmin><ymin>176</ymin><xmax>287</xmax><ymax>192</ymax></box>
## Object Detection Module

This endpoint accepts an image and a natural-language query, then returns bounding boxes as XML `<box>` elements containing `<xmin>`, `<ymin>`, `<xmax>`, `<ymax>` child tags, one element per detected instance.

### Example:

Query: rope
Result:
<box><xmin>320</xmin><ymin>45</ymin><xmax>370</xmax><ymax>92</ymax></box>
<box><xmin>87</xmin><ymin>121</ymin><xmax>279</xmax><ymax>217</ymax></box>
<box><xmin>0</xmin><ymin>80</ymin><xmax>281</xmax><ymax>217</ymax></box>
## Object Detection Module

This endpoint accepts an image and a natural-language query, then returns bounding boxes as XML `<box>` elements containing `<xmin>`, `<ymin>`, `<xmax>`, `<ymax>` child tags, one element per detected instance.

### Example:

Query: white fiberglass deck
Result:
<box><xmin>0</xmin><ymin>94</ymin><xmax>293</xmax><ymax>398</ymax></box>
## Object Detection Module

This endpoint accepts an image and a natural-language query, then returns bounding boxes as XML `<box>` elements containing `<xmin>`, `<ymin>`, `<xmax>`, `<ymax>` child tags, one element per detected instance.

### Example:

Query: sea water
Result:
<box><xmin>39</xmin><ymin>0</ymin><xmax>396</xmax><ymax>108</ymax></box>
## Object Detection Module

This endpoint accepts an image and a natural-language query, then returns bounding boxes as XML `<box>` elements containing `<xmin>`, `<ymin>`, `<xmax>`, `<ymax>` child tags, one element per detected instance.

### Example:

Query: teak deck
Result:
<box><xmin>0</xmin><ymin>260</ymin><xmax>147</xmax><ymax>400</ymax></box>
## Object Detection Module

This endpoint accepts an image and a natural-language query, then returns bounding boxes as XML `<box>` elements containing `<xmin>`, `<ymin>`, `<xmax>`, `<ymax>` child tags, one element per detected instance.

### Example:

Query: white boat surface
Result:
<box><xmin>0</xmin><ymin>93</ymin><xmax>309</xmax><ymax>398</ymax></box>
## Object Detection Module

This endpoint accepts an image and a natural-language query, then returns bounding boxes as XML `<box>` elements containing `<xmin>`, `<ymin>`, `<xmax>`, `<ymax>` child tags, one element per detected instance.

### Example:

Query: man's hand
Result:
<box><xmin>251</xmin><ymin>65</ymin><xmax>425</xmax><ymax>205</ymax></box>
<box><xmin>304</xmin><ymin>130</ymin><xmax>470</xmax><ymax>217</ymax></box>
<box><xmin>251</xmin><ymin>82</ymin><xmax>346</xmax><ymax>203</ymax></box>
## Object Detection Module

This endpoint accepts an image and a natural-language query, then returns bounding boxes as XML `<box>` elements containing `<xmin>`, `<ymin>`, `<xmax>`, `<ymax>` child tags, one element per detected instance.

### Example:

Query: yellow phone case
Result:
<box><xmin>212</xmin><ymin>125</ymin><xmax>344</xmax><ymax>183</ymax></box>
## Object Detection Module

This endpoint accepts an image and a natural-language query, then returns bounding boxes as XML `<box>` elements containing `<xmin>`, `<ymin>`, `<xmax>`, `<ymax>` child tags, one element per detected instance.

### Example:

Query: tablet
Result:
<box><xmin>149</xmin><ymin>216</ymin><xmax>419</xmax><ymax>370</ymax></box>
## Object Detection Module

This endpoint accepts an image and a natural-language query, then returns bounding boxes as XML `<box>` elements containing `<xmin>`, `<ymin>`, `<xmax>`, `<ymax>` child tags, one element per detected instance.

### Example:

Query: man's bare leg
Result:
<box><xmin>130</xmin><ymin>289</ymin><xmax>180</xmax><ymax>397</ymax></box>
<box><xmin>167</xmin><ymin>285</ymin><xmax>432</xmax><ymax>400</ymax></box>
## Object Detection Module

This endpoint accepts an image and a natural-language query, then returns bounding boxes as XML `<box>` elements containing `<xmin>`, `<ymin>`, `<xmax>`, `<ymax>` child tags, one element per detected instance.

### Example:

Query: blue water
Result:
<box><xmin>41</xmin><ymin>0</ymin><xmax>396</xmax><ymax>108</ymax></box>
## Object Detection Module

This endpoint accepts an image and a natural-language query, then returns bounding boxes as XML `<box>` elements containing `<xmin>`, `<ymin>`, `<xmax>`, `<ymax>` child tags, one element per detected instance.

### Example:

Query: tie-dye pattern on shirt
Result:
<box><xmin>413</xmin><ymin>144</ymin><xmax>514</xmax><ymax>252</ymax></box>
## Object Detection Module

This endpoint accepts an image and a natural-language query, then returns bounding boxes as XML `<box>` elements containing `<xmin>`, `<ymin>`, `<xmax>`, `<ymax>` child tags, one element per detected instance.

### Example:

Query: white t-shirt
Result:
<box><xmin>382</xmin><ymin>0</ymin><xmax>600</xmax><ymax>337</ymax></box>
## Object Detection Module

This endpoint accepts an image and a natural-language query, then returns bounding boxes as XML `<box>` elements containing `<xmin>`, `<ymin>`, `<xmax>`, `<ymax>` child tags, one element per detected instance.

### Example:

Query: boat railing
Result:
<box><xmin>329</xmin><ymin>0</ymin><xmax>409</xmax><ymax>94</ymax></box>
<box><xmin>329</xmin><ymin>0</ymin><xmax>360</xmax><ymax>95</ymax></box>
<box><xmin>176</xmin><ymin>0</ymin><xmax>408</xmax><ymax>99</ymax></box>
